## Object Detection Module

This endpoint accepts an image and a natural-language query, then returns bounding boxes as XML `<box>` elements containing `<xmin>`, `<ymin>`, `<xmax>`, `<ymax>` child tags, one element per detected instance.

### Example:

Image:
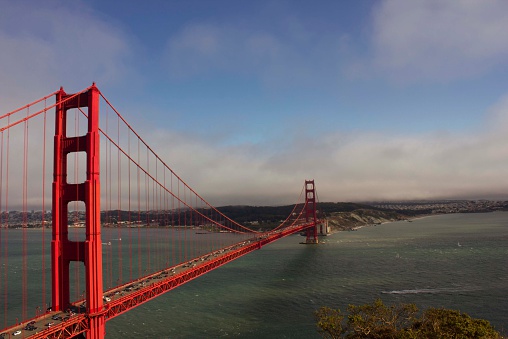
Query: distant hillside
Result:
<box><xmin>98</xmin><ymin>200</ymin><xmax>507</xmax><ymax>232</ymax></box>
<box><xmin>9</xmin><ymin>200</ymin><xmax>505</xmax><ymax>229</ymax></box>
<box><xmin>216</xmin><ymin>202</ymin><xmax>405</xmax><ymax>231</ymax></box>
<box><xmin>217</xmin><ymin>202</ymin><xmax>385</xmax><ymax>221</ymax></box>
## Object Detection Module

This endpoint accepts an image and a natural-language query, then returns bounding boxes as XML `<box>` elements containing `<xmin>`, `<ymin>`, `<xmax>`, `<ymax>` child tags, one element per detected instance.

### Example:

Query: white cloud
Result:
<box><xmin>367</xmin><ymin>0</ymin><xmax>508</xmax><ymax>82</ymax></box>
<box><xmin>3</xmin><ymin>1</ymin><xmax>508</xmax><ymax>208</ymax></box>
<box><xmin>486</xmin><ymin>94</ymin><xmax>508</xmax><ymax>132</ymax></box>
<box><xmin>0</xmin><ymin>0</ymin><xmax>135</xmax><ymax>210</ymax></box>
<box><xmin>139</xmin><ymin>92</ymin><xmax>508</xmax><ymax>205</ymax></box>
<box><xmin>9</xmin><ymin>88</ymin><xmax>507</xmax><ymax>208</ymax></box>
<box><xmin>0</xmin><ymin>0</ymin><xmax>132</xmax><ymax>111</ymax></box>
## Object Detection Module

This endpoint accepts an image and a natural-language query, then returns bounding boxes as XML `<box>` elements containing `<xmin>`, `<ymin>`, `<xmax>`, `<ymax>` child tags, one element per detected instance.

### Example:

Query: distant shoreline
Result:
<box><xmin>4</xmin><ymin>211</ymin><xmax>507</xmax><ymax>231</ymax></box>
<box><xmin>336</xmin><ymin>211</ymin><xmax>508</xmax><ymax>234</ymax></box>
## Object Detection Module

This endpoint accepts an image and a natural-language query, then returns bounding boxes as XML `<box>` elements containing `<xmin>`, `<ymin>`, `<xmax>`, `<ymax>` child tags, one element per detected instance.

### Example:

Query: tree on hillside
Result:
<box><xmin>415</xmin><ymin>308</ymin><xmax>503</xmax><ymax>339</ymax></box>
<box><xmin>345</xmin><ymin>299</ymin><xmax>418</xmax><ymax>338</ymax></box>
<box><xmin>315</xmin><ymin>299</ymin><xmax>504</xmax><ymax>339</ymax></box>
<box><xmin>315</xmin><ymin>307</ymin><xmax>345</xmax><ymax>339</ymax></box>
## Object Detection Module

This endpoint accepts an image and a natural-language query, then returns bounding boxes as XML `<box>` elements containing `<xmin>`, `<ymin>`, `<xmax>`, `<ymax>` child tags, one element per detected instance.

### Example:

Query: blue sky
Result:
<box><xmin>1</xmin><ymin>0</ymin><xmax>508</xmax><ymax>205</ymax></box>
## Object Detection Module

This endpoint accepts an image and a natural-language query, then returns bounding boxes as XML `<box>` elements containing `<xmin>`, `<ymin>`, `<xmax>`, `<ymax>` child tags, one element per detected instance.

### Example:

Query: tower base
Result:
<box><xmin>300</xmin><ymin>239</ymin><xmax>319</xmax><ymax>245</ymax></box>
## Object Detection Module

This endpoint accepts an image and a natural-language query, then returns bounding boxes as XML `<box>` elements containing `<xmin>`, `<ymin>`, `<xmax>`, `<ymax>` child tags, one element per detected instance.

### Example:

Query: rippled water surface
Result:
<box><xmin>1</xmin><ymin>212</ymin><xmax>507</xmax><ymax>337</ymax></box>
<box><xmin>106</xmin><ymin>212</ymin><xmax>508</xmax><ymax>338</ymax></box>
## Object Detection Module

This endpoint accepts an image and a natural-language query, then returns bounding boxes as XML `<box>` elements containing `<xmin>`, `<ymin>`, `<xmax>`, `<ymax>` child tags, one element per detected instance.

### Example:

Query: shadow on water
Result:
<box><xmin>105</xmin><ymin>214</ymin><xmax>508</xmax><ymax>338</ymax></box>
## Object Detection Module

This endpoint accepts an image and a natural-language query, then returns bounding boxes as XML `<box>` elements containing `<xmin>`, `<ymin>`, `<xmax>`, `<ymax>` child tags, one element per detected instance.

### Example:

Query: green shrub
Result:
<box><xmin>315</xmin><ymin>299</ymin><xmax>503</xmax><ymax>339</ymax></box>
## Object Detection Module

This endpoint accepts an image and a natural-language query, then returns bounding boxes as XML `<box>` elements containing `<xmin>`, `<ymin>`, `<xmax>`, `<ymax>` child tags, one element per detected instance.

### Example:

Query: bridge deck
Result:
<box><xmin>2</xmin><ymin>223</ymin><xmax>316</xmax><ymax>339</ymax></box>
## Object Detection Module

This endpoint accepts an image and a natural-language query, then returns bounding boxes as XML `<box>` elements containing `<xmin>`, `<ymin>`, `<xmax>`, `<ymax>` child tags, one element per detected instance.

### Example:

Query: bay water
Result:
<box><xmin>1</xmin><ymin>212</ymin><xmax>507</xmax><ymax>337</ymax></box>
<box><xmin>107</xmin><ymin>212</ymin><xmax>508</xmax><ymax>338</ymax></box>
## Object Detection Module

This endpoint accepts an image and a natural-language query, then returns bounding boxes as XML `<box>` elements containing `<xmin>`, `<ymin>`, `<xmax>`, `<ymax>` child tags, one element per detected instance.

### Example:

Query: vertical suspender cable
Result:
<box><xmin>0</xmin><ymin>131</ymin><xmax>3</xmax><ymax>328</ymax></box>
<box><xmin>109</xmin><ymin>116</ymin><xmax>113</xmax><ymax>288</ymax></box>
<box><xmin>154</xmin><ymin>158</ymin><xmax>158</xmax><ymax>271</ymax></box>
<box><xmin>187</xmin><ymin>186</ymin><xmax>190</xmax><ymax>261</ymax></box>
<box><xmin>22</xmin><ymin>106</ymin><xmax>29</xmax><ymax>322</ymax></box>
<box><xmin>4</xmin><ymin>118</ymin><xmax>9</xmax><ymax>327</ymax></box>
<box><xmin>128</xmin><ymin>131</ymin><xmax>132</xmax><ymax>282</ymax></box>
<box><xmin>137</xmin><ymin>138</ymin><xmax>141</xmax><ymax>278</ymax></box>
<box><xmin>104</xmin><ymin>111</ymin><xmax>112</xmax><ymax>288</ymax></box>
<box><xmin>194</xmin><ymin>195</ymin><xmax>199</xmax><ymax>255</ymax></box>
<box><xmin>159</xmin><ymin>164</ymin><xmax>162</xmax><ymax>270</ymax></box>
<box><xmin>158</xmin><ymin>161</ymin><xmax>162</xmax><ymax>271</ymax></box>
<box><xmin>178</xmin><ymin>180</ymin><xmax>181</xmax><ymax>264</ymax></box>
<box><xmin>171</xmin><ymin>173</ymin><xmax>175</xmax><ymax>267</ymax></box>
<box><xmin>163</xmin><ymin>167</ymin><xmax>168</xmax><ymax>268</ymax></box>
<box><xmin>145</xmin><ymin>147</ymin><xmax>150</xmax><ymax>274</ymax></box>
<box><xmin>191</xmin><ymin>192</ymin><xmax>195</xmax><ymax>258</ymax></box>
<box><xmin>192</xmin><ymin>195</ymin><xmax>196</xmax><ymax>258</ymax></box>
<box><xmin>117</xmin><ymin>112</ymin><xmax>122</xmax><ymax>285</ymax></box>
<box><xmin>41</xmin><ymin>100</ymin><xmax>47</xmax><ymax>314</ymax></box>
<box><xmin>185</xmin><ymin>184</ymin><xmax>188</xmax><ymax>262</ymax></box>
<box><xmin>103</xmin><ymin>106</ymin><xmax>108</xmax><ymax>287</ymax></box>
<box><xmin>189</xmin><ymin>188</ymin><xmax>192</xmax><ymax>259</ymax></box>
<box><xmin>0</xmin><ymin>131</ymin><xmax>6</xmax><ymax>328</ymax></box>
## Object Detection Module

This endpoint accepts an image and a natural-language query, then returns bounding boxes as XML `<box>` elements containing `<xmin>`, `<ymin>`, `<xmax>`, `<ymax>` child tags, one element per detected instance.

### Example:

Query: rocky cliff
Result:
<box><xmin>326</xmin><ymin>208</ymin><xmax>406</xmax><ymax>232</ymax></box>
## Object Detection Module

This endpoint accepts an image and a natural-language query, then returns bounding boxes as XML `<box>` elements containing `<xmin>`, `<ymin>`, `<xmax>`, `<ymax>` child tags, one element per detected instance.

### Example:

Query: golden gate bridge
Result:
<box><xmin>0</xmin><ymin>84</ymin><xmax>324</xmax><ymax>338</ymax></box>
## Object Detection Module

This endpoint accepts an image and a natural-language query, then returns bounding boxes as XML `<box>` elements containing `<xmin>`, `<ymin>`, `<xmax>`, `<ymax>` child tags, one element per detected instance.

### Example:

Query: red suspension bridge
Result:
<box><xmin>0</xmin><ymin>84</ymin><xmax>324</xmax><ymax>338</ymax></box>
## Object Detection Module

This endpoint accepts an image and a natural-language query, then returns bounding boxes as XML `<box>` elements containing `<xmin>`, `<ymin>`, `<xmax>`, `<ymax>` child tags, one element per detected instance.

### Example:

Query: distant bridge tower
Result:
<box><xmin>52</xmin><ymin>84</ymin><xmax>105</xmax><ymax>338</ymax></box>
<box><xmin>304</xmin><ymin>180</ymin><xmax>319</xmax><ymax>244</ymax></box>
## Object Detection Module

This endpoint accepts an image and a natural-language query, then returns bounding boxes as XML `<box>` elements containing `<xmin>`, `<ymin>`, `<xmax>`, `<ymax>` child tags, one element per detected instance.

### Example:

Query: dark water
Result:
<box><xmin>1</xmin><ymin>212</ymin><xmax>507</xmax><ymax>337</ymax></box>
<box><xmin>106</xmin><ymin>212</ymin><xmax>508</xmax><ymax>338</ymax></box>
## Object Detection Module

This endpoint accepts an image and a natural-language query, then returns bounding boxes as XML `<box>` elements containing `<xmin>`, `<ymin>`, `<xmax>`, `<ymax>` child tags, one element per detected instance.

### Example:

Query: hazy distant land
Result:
<box><xmin>4</xmin><ymin>200</ymin><xmax>507</xmax><ymax>231</ymax></box>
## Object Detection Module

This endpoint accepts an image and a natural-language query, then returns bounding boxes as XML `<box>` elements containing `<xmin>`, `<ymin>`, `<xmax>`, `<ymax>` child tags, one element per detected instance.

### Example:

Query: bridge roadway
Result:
<box><xmin>1</xmin><ymin>222</ymin><xmax>317</xmax><ymax>339</ymax></box>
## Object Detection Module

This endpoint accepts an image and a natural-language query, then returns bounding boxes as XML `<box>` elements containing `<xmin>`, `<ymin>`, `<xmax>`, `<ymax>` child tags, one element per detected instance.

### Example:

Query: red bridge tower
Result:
<box><xmin>304</xmin><ymin>180</ymin><xmax>319</xmax><ymax>244</ymax></box>
<box><xmin>52</xmin><ymin>84</ymin><xmax>105</xmax><ymax>338</ymax></box>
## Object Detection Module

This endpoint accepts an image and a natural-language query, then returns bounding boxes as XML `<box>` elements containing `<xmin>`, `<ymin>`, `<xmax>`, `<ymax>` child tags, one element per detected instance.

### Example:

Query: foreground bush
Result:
<box><xmin>315</xmin><ymin>299</ymin><xmax>503</xmax><ymax>338</ymax></box>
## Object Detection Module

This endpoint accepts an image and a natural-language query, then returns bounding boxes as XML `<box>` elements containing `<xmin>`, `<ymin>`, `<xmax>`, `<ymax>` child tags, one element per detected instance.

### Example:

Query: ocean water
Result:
<box><xmin>1</xmin><ymin>212</ymin><xmax>507</xmax><ymax>337</ymax></box>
